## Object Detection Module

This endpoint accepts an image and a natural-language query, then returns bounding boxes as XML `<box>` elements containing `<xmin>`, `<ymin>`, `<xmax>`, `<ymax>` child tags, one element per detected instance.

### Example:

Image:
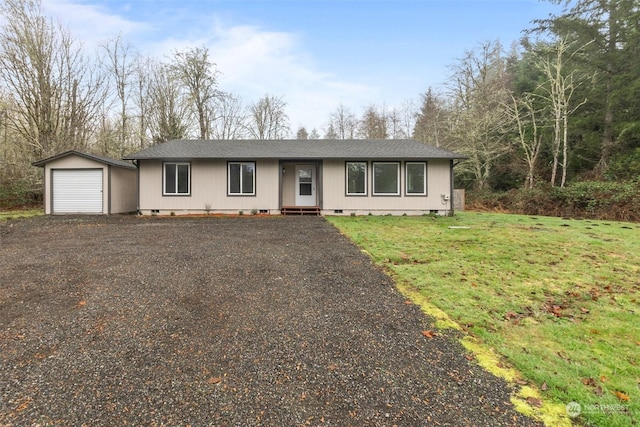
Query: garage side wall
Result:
<box><xmin>110</xmin><ymin>167</ymin><xmax>138</xmax><ymax>214</ymax></box>
<box><xmin>42</xmin><ymin>156</ymin><xmax>109</xmax><ymax>214</ymax></box>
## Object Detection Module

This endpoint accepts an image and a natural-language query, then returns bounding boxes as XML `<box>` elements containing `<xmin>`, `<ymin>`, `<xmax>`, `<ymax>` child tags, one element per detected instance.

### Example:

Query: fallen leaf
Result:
<box><xmin>77</xmin><ymin>300</ymin><xmax>87</xmax><ymax>308</ymax></box>
<box><xmin>600</xmin><ymin>375</ymin><xmax>607</xmax><ymax>382</ymax></box>
<box><xmin>541</xmin><ymin>382</ymin><xmax>548</xmax><ymax>391</ymax></box>
<box><xmin>404</xmin><ymin>300</ymin><xmax>413</xmax><ymax>305</ymax></box>
<box><xmin>465</xmin><ymin>354</ymin><xmax>474</xmax><ymax>361</ymax></box>
<box><xmin>207</xmin><ymin>377</ymin><xmax>222</xmax><ymax>384</ymax></box>
<box><xmin>526</xmin><ymin>397</ymin><xmax>543</xmax><ymax>407</ymax></box>
<box><xmin>582</xmin><ymin>378</ymin><xmax>597</xmax><ymax>387</ymax></box>
<box><xmin>613</xmin><ymin>391</ymin><xmax>630</xmax><ymax>401</ymax></box>
<box><xmin>422</xmin><ymin>330</ymin><xmax>437</xmax><ymax>338</ymax></box>
<box><xmin>504</xmin><ymin>311</ymin><xmax>518</xmax><ymax>320</ymax></box>
<box><xmin>515</xmin><ymin>379</ymin><xmax>528</xmax><ymax>385</ymax></box>
<box><xmin>594</xmin><ymin>386</ymin><xmax>603</xmax><ymax>396</ymax></box>
<box><xmin>580</xmin><ymin>307</ymin><xmax>590</xmax><ymax>314</ymax></box>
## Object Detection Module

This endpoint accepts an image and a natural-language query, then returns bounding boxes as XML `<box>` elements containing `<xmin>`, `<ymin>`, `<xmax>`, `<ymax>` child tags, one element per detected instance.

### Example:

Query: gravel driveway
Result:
<box><xmin>0</xmin><ymin>216</ymin><xmax>540</xmax><ymax>426</ymax></box>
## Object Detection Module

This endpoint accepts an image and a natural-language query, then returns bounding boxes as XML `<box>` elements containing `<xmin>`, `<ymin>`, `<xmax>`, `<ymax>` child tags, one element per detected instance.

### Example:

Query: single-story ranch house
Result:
<box><xmin>124</xmin><ymin>139</ymin><xmax>465</xmax><ymax>216</ymax></box>
<box><xmin>33</xmin><ymin>139</ymin><xmax>465</xmax><ymax>216</ymax></box>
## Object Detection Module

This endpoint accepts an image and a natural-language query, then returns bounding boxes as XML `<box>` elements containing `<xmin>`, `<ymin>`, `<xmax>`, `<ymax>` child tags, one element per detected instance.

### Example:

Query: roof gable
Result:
<box><xmin>32</xmin><ymin>150</ymin><xmax>136</xmax><ymax>169</ymax></box>
<box><xmin>124</xmin><ymin>139</ymin><xmax>466</xmax><ymax>160</ymax></box>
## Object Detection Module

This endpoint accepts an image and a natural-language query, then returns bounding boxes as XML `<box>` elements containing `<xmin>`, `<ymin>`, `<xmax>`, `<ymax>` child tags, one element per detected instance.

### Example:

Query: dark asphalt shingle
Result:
<box><xmin>124</xmin><ymin>139</ymin><xmax>466</xmax><ymax>160</ymax></box>
<box><xmin>32</xmin><ymin>150</ymin><xmax>136</xmax><ymax>169</ymax></box>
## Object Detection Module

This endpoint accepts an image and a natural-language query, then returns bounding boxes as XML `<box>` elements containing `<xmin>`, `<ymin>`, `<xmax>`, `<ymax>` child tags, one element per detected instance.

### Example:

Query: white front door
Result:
<box><xmin>295</xmin><ymin>164</ymin><xmax>316</xmax><ymax>206</ymax></box>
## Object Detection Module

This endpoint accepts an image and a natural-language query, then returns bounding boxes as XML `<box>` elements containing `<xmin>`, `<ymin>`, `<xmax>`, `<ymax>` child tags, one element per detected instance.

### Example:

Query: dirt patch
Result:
<box><xmin>0</xmin><ymin>215</ymin><xmax>540</xmax><ymax>426</ymax></box>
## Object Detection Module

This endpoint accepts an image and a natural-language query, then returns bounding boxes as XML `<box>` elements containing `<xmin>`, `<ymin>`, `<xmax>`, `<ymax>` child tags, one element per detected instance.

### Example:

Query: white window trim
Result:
<box><xmin>346</xmin><ymin>161</ymin><xmax>368</xmax><ymax>196</ymax></box>
<box><xmin>227</xmin><ymin>161</ymin><xmax>256</xmax><ymax>196</ymax></box>
<box><xmin>372</xmin><ymin>162</ymin><xmax>400</xmax><ymax>196</ymax></box>
<box><xmin>405</xmin><ymin>161</ymin><xmax>427</xmax><ymax>195</ymax></box>
<box><xmin>163</xmin><ymin>162</ymin><xmax>190</xmax><ymax>196</ymax></box>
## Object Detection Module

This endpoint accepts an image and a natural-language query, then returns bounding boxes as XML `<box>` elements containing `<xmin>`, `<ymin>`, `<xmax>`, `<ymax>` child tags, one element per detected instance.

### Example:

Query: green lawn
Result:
<box><xmin>327</xmin><ymin>212</ymin><xmax>639</xmax><ymax>427</ymax></box>
<box><xmin>0</xmin><ymin>208</ymin><xmax>42</xmax><ymax>222</ymax></box>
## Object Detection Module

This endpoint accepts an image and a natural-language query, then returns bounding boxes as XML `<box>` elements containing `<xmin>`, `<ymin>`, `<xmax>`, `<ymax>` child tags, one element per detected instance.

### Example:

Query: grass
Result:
<box><xmin>0</xmin><ymin>208</ymin><xmax>43</xmax><ymax>222</ymax></box>
<box><xmin>327</xmin><ymin>212</ymin><xmax>640</xmax><ymax>427</ymax></box>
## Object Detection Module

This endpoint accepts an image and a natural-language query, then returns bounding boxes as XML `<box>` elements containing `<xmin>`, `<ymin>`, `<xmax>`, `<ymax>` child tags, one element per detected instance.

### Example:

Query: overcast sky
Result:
<box><xmin>40</xmin><ymin>0</ymin><xmax>562</xmax><ymax>134</ymax></box>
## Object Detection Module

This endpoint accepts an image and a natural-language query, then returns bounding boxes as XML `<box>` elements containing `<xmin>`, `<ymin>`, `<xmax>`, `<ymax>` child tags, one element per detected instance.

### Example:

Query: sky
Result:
<box><xmin>40</xmin><ymin>0</ymin><xmax>563</xmax><ymax>134</ymax></box>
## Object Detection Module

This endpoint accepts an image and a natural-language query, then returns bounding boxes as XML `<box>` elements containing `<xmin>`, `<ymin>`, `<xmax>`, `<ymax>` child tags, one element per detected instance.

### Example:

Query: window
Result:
<box><xmin>346</xmin><ymin>162</ymin><xmax>367</xmax><ymax>195</ymax></box>
<box><xmin>164</xmin><ymin>162</ymin><xmax>190</xmax><ymax>195</ymax></box>
<box><xmin>406</xmin><ymin>162</ymin><xmax>427</xmax><ymax>195</ymax></box>
<box><xmin>228</xmin><ymin>162</ymin><xmax>255</xmax><ymax>195</ymax></box>
<box><xmin>373</xmin><ymin>162</ymin><xmax>400</xmax><ymax>195</ymax></box>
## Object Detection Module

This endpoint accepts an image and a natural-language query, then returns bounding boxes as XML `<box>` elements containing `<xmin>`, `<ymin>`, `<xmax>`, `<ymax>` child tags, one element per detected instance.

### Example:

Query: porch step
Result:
<box><xmin>281</xmin><ymin>206</ymin><xmax>321</xmax><ymax>216</ymax></box>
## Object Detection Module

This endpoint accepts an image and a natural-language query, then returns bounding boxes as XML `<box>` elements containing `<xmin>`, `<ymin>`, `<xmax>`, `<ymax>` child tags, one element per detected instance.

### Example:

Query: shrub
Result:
<box><xmin>468</xmin><ymin>181</ymin><xmax>640</xmax><ymax>221</ymax></box>
<box><xmin>606</xmin><ymin>148</ymin><xmax>640</xmax><ymax>181</ymax></box>
<box><xmin>0</xmin><ymin>179</ymin><xmax>42</xmax><ymax>209</ymax></box>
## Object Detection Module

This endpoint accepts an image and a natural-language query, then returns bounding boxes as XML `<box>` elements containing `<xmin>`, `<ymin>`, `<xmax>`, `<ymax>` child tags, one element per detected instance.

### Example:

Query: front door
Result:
<box><xmin>295</xmin><ymin>164</ymin><xmax>316</xmax><ymax>206</ymax></box>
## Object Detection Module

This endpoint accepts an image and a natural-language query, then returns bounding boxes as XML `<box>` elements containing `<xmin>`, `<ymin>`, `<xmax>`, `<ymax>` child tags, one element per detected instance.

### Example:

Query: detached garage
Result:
<box><xmin>33</xmin><ymin>151</ymin><xmax>138</xmax><ymax>215</ymax></box>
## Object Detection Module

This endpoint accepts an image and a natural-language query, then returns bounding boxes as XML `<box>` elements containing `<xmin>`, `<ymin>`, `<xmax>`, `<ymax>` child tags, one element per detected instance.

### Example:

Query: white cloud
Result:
<box><xmin>205</xmin><ymin>23</ymin><xmax>378</xmax><ymax>132</ymax></box>
<box><xmin>42</xmin><ymin>0</ymin><xmax>148</xmax><ymax>47</ymax></box>
<box><xmin>142</xmin><ymin>19</ymin><xmax>379</xmax><ymax>133</ymax></box>
<box><xmin>39</xmin><ymin>1</ymin><xmax>381</xmax><ymax>134</ymax></box>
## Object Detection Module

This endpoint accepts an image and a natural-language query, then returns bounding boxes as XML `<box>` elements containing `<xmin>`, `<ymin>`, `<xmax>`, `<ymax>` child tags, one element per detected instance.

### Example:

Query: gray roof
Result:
<box><xmin>32</xmin><ymin>150</ymin><xmax>137</xmax><ymax>169</ymax></box>
<box><xmin>124</xmin><ymin>139</ymin><xmax>466</xmax><ymax>160</ymax></box>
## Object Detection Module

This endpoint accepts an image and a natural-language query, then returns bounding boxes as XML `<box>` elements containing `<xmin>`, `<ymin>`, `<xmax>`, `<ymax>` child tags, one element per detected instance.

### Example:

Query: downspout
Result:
<box><xmin>107</xmin><ymin>165</ymin><xmax>112</xmax><ymax>214</ymax></box>
<box><xmin>317</xmin><ymin>160</ymin><xmax>322</xmax><ymax>212</ymax></box>
<box><xmin>134</xmin><ymin>160</ymin><xmax>140</xmax><ymax>214</ymax></box>
<box><xmin>279</xmin><ymin>160</ymin><xmax>283</xmax><ymax>213</ymax></box>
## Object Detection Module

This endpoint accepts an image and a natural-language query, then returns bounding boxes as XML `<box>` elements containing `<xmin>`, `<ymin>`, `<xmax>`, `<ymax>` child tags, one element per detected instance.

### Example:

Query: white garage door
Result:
<box><xmin>52</xmin><ymin>169</ymin><xmax>103</xmax><ymax>213</ymax></box>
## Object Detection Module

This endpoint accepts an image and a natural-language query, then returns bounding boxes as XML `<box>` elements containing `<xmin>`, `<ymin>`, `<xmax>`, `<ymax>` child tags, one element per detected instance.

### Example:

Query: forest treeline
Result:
<box><xmin>0</xmin><ymin>0</ymin><xmax>638</xmax><ymax>214</ymax></box>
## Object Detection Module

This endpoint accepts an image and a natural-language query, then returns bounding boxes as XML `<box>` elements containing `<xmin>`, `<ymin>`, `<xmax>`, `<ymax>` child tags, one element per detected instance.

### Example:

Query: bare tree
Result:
<box><xmin>0</xmin><ymin>96</ymin><xmax>23</xmax><ymax>182</ymax></box>
<box><xmin>170</xmin><ymin>47</ymin><xmax>220</xmax><ymax>139</ymax></box>
<box><xmin>327</xmin><ymin>104</ymin><xmax>357</xmax><ymax>139</ymax></box>
<box><xmin>146</xmin><ymin>63</ymin><xmax>189</xmax><ymax>144</ymax></box>
<box><xmin>447</xmin><ymin>40</ymin><xmax>512</xmax><ymax>189</ymax></box>
<box><xmin>210</xmin><ymin>92</ymin><xmax>246</xmax><ymax>139</ymax></box>
<box><xmin>386</xmin><ymin>107</ymin><xmax>405</xmax><ymax>139</ymax></box>
<box><xmin>532</xmin><ymin>37</ymin><xmax>588</xmax><ymax>187</ymax></box>
<box><xmin>398</xmin><ymin>99</ymin><xmax>418</xmax><ymax>140</ymax></box>
<box><xmin>507</xmin><ymin>93</ymin><xmax>544</xmax><ymax>189</ymax></box>
<box><xmin>131</xmin><ymin>55</ymin><xmax>154</xmax><ymax>148</ymax></box>
<box><xmin>246</xmin><ymin>94</ymin><xmax>290</xmax><ymax>139</ymax></box>
<box><xmin>0</xmin><ymin>0</ymin><xmax>106</xmax><ymax>158</ymax></box>
<box><xmin>100</xmin><ymin>34</ymin><xmax>137</xmax><ymax>155</ymax></box>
